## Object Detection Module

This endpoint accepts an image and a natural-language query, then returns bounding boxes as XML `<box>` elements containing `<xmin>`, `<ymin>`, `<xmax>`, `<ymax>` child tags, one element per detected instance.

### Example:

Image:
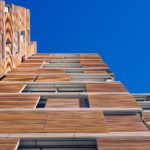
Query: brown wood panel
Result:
<box><xmin>13</xmin><ymin>53</ymin><xmax>21</xmax><ymax>68</ymax></box>
<box><xmin>83</xmin><ymin>69</ymin><xmax>108</xmax><ymax>74</ymax></box>
<box><xmin>0</xmin><ymin>10</ymin><xmax>4</xmax><ymax>34</ymax></box>
<box><xmin>45</xmin><ymin>111</ymin><xmax>108</xmax><ymax>133</ymax></box>
<box><xmin>86</xmin><ymin>82</ymin><xmax>127</xmax><ymax>92</ymax></box>
<box><xmin>143</xmin><ymin>111</ymin><xmax>150</xmax><ymax>129</ymax></box>
<box><xmin>0</xmin><ymin>1</ymin><xmax>5</xmax><ymax>13</ymax></box>
<box><xmin>36</xmin><ymin>75</ymin><xmax>70</xmax><ymax>82</ymax></box>
<box><xmin>5</xmin><ymin>55</ymin><xmax>14</xmax><ymax>73</ymax></box>
<box><xmin>81</xmin><ymin>63</ymin><xmax>108</xmax><ymax>68</ymax></box>
<box><xmin>8</xmin><ymin>68</ymin><xmax>36</xmax><ymax>75</ymax></box>
<box><xmin>80</xmin><ymin>54</ymin><xmax>100</xmax><ymax>59</ymax></box>
<box><xmin>0</xmin><ymin>94</ymin><xmax>39</xmax><ymax>108</ymax></box>
<box><xmin>35</xmin><ymin>69</ymin><xmax>65</xmax><ymax>74</ymax></box>
<box><xmin>13</xmin><ymin>32</ymin><xmax>19</xmax><ymax>54</ymax></box>
<box><xmin>45</xmin><ymin>98</ymin><xmax>80</xmax><ymax>108</ymax></box>
<box><xmin>30</xmin><ymin>41</ymin><xmax>37</xmax><ymax>55</ymax></box>
<box><xmin>105</xmin><ymin>114</ymin><xmax>148</xmax><ymax>132</ymax></box>
<box><xmin>0</xmin><ymin>138</ymin><xmax>19</xmax><ymax>150</ymax></box>
<box><xmin>89</xmin><ymin>94</ymin><xmax>139</xmax><ymax>108</ymax></box>
<box><xmin>26</xmin><ymin>9</ymin><xmax>30</xmax><ymax>30</ymax></box>
<box><xmin>12</xmin><ymin>5</ymin><xmax>20</xmax><ymax>32</ymax></box>
<box><xmin>0</xmin><ymin>83</ymin><xmax>25</xmax><ymax>93</ymax></box>
<box><xmin>0</xmin><ymin>34</ymin><xmax>2</xmax><ymax>59</ymax></box>
<box><xmin>20</xmin><ymin>7</ymin><xmax>26</xmax><ymax>31</ymax></box>
<box><xmin>0</xmin><ymin>111</ymin><xmax>107</xmax><ymax>133</ymax></box>
<box><xmin>6</xmin><ymin>43</ymin><xmax>12</xmax><ymax>57</ymax></box>
<box><xmin>24</xmin><ymin>59</ymin><xmax>44</xmax><ymax>63</ymax></box>
<box><xmin>80</xmin><ymin>59</ymin><xmax>103</xmax><ymax>63</ymax></box>
<box><xmin>5</xmin><ymin>12</ymin><xmax>13</xmax><ymax>43</ymax></box>
<box><xmin>97</xmin><ymin>137</ymin><xmax>150</xmax><ymax>150</ymax></box>
<box><xmin>2</xmin><ymin>75</ymin><xmax>37</xmax><ymax>82</ymax></box>
<box><xmin>0</xmin><ymin>60</ymin><xmax>5</xmax><ymax>78</ymax></box>
<box><xmin>17</xmin><ymin>63</ymin><xmax>42</xmax><ymax>68</ymax></box>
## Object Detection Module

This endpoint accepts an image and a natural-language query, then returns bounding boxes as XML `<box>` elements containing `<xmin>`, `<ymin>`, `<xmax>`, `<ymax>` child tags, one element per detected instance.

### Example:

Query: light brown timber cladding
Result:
<box><xmin>5</xmin><ymin>55</ymin><xmax>13</xmax><ymax>73</ymax></box>
<box><xmin>88</xmin><ymin>94</ymin><xmax>139</xmax><ymax>108</ymax></box>
<box><xmin>80</xmin><ymin>54</ymin><xmax>100</xmax><ymax>59</ymax></box>
<box><xmin>105</xmin><ymin>114</ymin><xmax>148</xmax><ymax>132</ymax></box>
<box><xmin>26</xmin><ymin>9</ymin><xmax>30</xmax><ymax>30</ymax></box>
<box><xmin>0</xmin><ymin>94</ymin><xmax>39</xmax><ymax>108</ymax></box>
<box><xmin>0</xmin><ymin>60</ymin><xmax>5</xmax><ymax>78</ymax></box>
<box><xmin>86</xmin><ymin>82</ymin><xmax>128</xmax><ymax>92</ymax></box>
<box><xmin>0</xmin><ymin>111</ymin><xmax>108</xmax><ymax>133</ymax></box>
<box><xmin>26</xmin><ymin>30</ymin><xmax>30</xmax><ymax>57</ymax></box>
<box><xmin>0</xmin><ymin>83</ymin><xmax>25</xmax><ymax>93</ymax></box>
<box><xmin>20</xmin><ymin>7</ymin><xmax>26</xmax><ymax>31</ymax></box>
<box><xmin>97</xmin><ymin>137</ymin><xmax>150</xmax><ymax>150</ymax></box>
<box><xmin>143</xmin><ymin>111</ymin><xmax>150</xmax><ymax>129</ymax></box>
<box><xmin>0</xmin><ymin>138</ymin><xmax>19</xmax><ymax>150</ymax></box>
<box><xmin>0</xmin><ymin>34</ymin><xmax>3</xmax><ymax>59</ymax></box>
<box><xmin>30</xmin><ymin>41</ymin><xmax>37</xmax><ymax>55</ymax></box>
<box><xmin>0</xmin><ymin>1</ymin><xmax>4</xmax><ymax>34</ymax></box>
<box><xmin>36</xmin><ymin>75</ymin><xmax>71</xmax><ymax>82</ymax></box>
<box><xmin>13</xmin><ymin>32</ymin><xmax>19</xmax><ymax>54</ymax></box>
<box><xmin>17</xmin><ymin>63</ymin><xmax>42</xmax><ymax>68</ymax></box>
<box><xmin>13</xmin><ymin>53</ymin><xmax>21</xmax><ymax>68</ymax></box>
<box><xmin>6</xmin><ymin>43</ymin><xmax>12</xmax><ymax>57</ymax></box>
<box><xmin>5</xmin><ymin>12</ymin><xmax>13</xmax><ymax>44</ymax></box>
<box><xmin>45</xmin><ymin>98</ymin><xmax>80</xmax><ymax>108</ymax></box>
<box><xmin>2</xmin><ymin>75</ymin><xmax>37</xmax><ymax>82</ymax></box>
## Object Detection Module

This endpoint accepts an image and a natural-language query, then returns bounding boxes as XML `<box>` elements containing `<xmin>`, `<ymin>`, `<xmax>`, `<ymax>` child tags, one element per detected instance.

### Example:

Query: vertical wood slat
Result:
<box><xmin>26</xmin><ymin>9</ymin><xmax>30</xmax><ymax>30</ymax></box>
<box><xmin>5</xmin><ymin>12</ymin><xmax>13</xmax><ymax>44</ymax></box>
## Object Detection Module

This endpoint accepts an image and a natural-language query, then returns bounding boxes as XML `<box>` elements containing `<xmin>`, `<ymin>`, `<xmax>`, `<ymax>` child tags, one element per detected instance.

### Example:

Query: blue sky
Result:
<box><xmin>6</xmin><ymin>0</ymin><xmax>150</xmax><ymax>93</ymax></box>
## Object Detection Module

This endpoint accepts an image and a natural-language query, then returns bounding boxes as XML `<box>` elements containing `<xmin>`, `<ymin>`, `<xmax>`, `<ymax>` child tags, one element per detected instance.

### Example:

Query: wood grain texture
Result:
<box><xmin>5</xmin><ymin>55</ymin><xmax>14</xmax><ymax>73</ymax></box>
<box><xmin>86</xmin><ymin>82</ymin><xmax>128</xmax><ymax>92</ymax></box>
<box><xmin>0</xmin><ymin>34</ymin><xmax>3</xmax><ymax>59</ymax></box>
<box><xmin>80</xmin><ymin>54</ymin><xmax>100</xmax><ymax>59</ymax></box>
<box><xmin>0</xmin><ymin>83</ymin><xmax>25</xmax><ymax>93</ymax></box>
<box><xmin>97</xmin><ymin>137</ymin><xmax>150</xmax><ymax>150</ymax></box>
<box><xmin>143</xmin><ymin>111</ymin><xmax>150</xmax><ymax>129</ymax></box>
<box><xmin>30</xmin><ymin>41</ymin><xmax>37</xmax><ymax>55</ymax></box>
<box><xmin>83</xmin><ymin>69</ymin><xmax>108</xmax><ymax>74</ymax></box>
<box><xmin>26</xmin><ymin>9</ymin><xmax>30</xmax><ymax>30</ymax></box>
<box><xmin>89</xmin><ymin>94</ymin><xmax>139</xmax><ymax>108</ymax></box>
<box><xmin>80</xmin><ymin>59</ymin><xmax>103</xmax><ymax>63</ymax></box>
<box><xmin>36</xmin><ymin>75</ymin><xmax>71</xmax><ymax>82</ymax></box>
<box><xmin>20</xmin><ymin>7</ymin><xmax>26</xmax><ymax>31</ymax></box>
<box><xmin>17</xmin><ymin>63</ymin><xmax>42</xmax><ymax>68</ymax></box>
<box><xmin>24</xmin><ymin>59</ymin><xmax>44</xmax><ymax>63</ymax></box>
<box><xmin>5</xmin><ymin>12</ymin><xmax>13</xmax><ymax>44</ymax></box>
<box><xmin>2</xmin><ymin>75</ymin><xmax>37</xmax><ymax>82</ymax></box>
<box><xmin>0</xmin><ymin>111</ymin><xmax>108</xmax><ymax>133</ymax></box>
<box><xmin>0</xmin><ymin>11</ymin><xmax>4</xmax><ymax>34</ymax></box>
<box><xmin>8</xmin><ymin>68</ymin><xmax>37</xmax><ymax>75</ymax></box>
<box><xmin>35</xmin><ymin>69</ymin><xmax>65</xmax><ymax>74</ymax></box>
<box><xmin>6</xmin><ymin>43</ymin><xmax>12</xmax><ymax>57</ymax></box>
<box><xmin>13</xmin><ymin>53</ymin><xmax>21</xmax><ymax>68</ymax></box>
<box><xmin>0</xmin><ymin>60</ymin><xmax>5</xmax><ymax>78</ymax></box>
<box><xmin>13</xmin><ymin>32</ymin><xmax>19</xmax><ymax>54</ymax></box>
<box><xmin>105</xmin><ymin>114</ymin><xmax>148</xmax><ymax>132</ymax></box>
<box><xmin>46</xmin><ymin>98</ymin><xmax>80</xmax><ymax>108</ymax></box>
<box><xmin>81</xmin><ymin>63</ymin><xmax>108</xmax><ymax>68</ymax></box>
<box><xmin>0</xmin><ymin>94</ymin><xmax>39</xmax><ymax>108</ymax></box>
<box><xmin>0</xmin><ymin>138</ymin><xmax>19</xmax><ymax>150</ymax></box>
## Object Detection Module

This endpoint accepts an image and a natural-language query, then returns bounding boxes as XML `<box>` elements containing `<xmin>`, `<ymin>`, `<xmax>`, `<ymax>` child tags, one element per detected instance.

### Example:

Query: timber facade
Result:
<box><xmin>0</xmin><ymin>1</ymin><xmax>150</xmax><ymax>150</ymax></box>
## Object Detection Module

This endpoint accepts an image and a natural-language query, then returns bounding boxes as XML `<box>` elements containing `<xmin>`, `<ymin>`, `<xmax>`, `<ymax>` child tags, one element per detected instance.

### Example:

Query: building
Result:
<box><xmin>0</xmin><ymin>1</ymin><xmax>150</xmax><ymax>149</ymax></box>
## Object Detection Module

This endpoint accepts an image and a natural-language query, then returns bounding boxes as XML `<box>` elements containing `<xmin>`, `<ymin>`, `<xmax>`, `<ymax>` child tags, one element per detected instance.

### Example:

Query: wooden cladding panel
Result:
<box><xmin>8</xmin><ymin>68</ymin><xmax>36</xmax><ymax>75</ymax></box>
<box><xmin>89</xmin><ymin>94</ymin><xmax>139</xmax><ymax>108</ymax></box>
<box><xmin>80</xmin><ymin>54</ymin><xmax>100</xmax><ymax>59</ymax></box>
<box><xmin>20</xmin><ymin>7</ymin><xmax>26</xmax><ymax>31</ymax></box>
<box><xmin>83</xmin><ymin>70</ymin><xmax>108</xmax><ymax>74</ymax></box>
<box><xmin>0</xmin><ymin>94</ymin><xmax>39</xmax><ymax>108</ymax></box>
<box><xmin>12</xmin><ymin>5</ymin><xmax>20</xmax><ymax>32</ymax></box>
<box><xmin>0</xmin><ymin>1</ymin><xmax>5</xmax><ymax>13</ymax></box>
<box><xmin>0</xmin><ymin>83</ymin><xmax>25</xmax><ymax>93</ymax></box>
<box><xmin>24</xmin><ymin>59</ymin><xmax>44</xmax><ymax>63</ymax></box>
<box><xmin>36</xmin><ymin>75</ymin><xmax>71</xmax><ymax>82</ymax></box>
<box><xmin>26</xmin><ymin>9</ymin><xmax>30</xmax><ymax>30</ymax></box>
<box><xmin>35</xmin><ymin>69</ymin><xmax>65</xmax><ymax>74</ymax></box>
<box><xmin>44</xmin><ymin>111</ymin><xmax>108</xmax><ymax>133</ymax></box>
<box><xmin>86</xmin><ymin>82</ymin><xmax>128</xmax><ymax>92</ymax></box>
<box><xmin>143</xmin><ymin>111</ymin><xmax>150</xmax><ymax>129</ymax></box>
<box><xmin>5</xmin><ymin>55</ymin><xmax>13</xmax><ymax>73</ymax></box>
<box><xmin>105</xmin><ymin>114</ymin><xmax>148</xmax><ymax>132</ymax></box>
<box><xmin>17</xmin><ymin>63</ymin><xmax>42</xmax><ymax>68</ymax></box>
<box><xmin>46</xmin><ymin>98</ymin><xmax>80</xmax><ymax>108</ymax></box>
<box><xmin>97</xmin><ymin>137</ymin><xmax>150</xmax><ymax>150</ymax></box>
<box><xmin>30</xmin><ymin>41</ymin><xmax>37</xmax><ymax>55</ymax></box>
<box><xmin>0</xmin><ymin>111</ymin><xmax>107</xmax><ymax>133</ymax></box>
<box><xmin>13</xmin><ymin>53</ymin><xmax>21</xmax><ymax>68</ymax></box>
<box><xmin>0</xmin><ymin>34</ymin><xmax>3</xmax><ymax>59</ymax></box>
<box><xmin>0</xmin><ymin>138</ymin><xmax>19</xmax><ymax>150</ymax></box>
<box><xmin>80</xmin><ymin>59</ymin><xmax>103</xmax><ymax>63</ymax></box>
<box><xmin>0</xmin><ymin>60</ymin><xmax>5</xmax><ymax>78</ymax></box>
<box><xmin>0</xmin><ymin>12</ymin><xmax>4</xmax><ymax>34</ymax></box>
<box><xmin>2</xmin><ymin>75</ymin><xmax>37</xmax><ymax>82</ymax></box>
<box><xmin>13</xmin><ymin>32</ymin><xmax>19</xmax><ymax>54</ymax></box>
<box><xmin>81</xmin><ymin>63</ymin><xmax>108</xmax><ymax>68</ymax></box>
<box><xmin>6</xmin><ymin>43</ymin><xmax>12</xmax><ymax>57</ymax></box>
<box><xmin>5</xmin><ymin>12</ymin><xmax>13</xmax><ymax>43</ymax></box>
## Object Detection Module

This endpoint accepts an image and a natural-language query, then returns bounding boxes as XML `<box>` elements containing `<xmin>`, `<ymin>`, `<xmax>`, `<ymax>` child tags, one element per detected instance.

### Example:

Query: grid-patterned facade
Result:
<box><xmin>0</xmin><ymin>1</ymin><xmax>150</xmax><ymax>150</ymax></box>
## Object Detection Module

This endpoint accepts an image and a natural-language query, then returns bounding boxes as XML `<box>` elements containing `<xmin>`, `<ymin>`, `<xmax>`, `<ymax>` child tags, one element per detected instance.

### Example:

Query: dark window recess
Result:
<box><xmin>17</xmin><ymin>138</ymin><xmax>97</xmax><ymax>150</ymax></box>
<box><xmin>36</xmin><ymin>97</ymin><xmax>47</xmax><ymax>108</ymax></box>
<box><xmin>80</xmin><ymin>97</ymin><xmax>89</xmax><ymax>108</ymax></box>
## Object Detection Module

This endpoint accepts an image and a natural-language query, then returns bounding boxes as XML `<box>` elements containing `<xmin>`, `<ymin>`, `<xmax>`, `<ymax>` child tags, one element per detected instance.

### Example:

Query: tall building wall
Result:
<box><xmin>0</xmin><ymin>1</ymin><xmax>150</xmax><ymax>149</ymax></box>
